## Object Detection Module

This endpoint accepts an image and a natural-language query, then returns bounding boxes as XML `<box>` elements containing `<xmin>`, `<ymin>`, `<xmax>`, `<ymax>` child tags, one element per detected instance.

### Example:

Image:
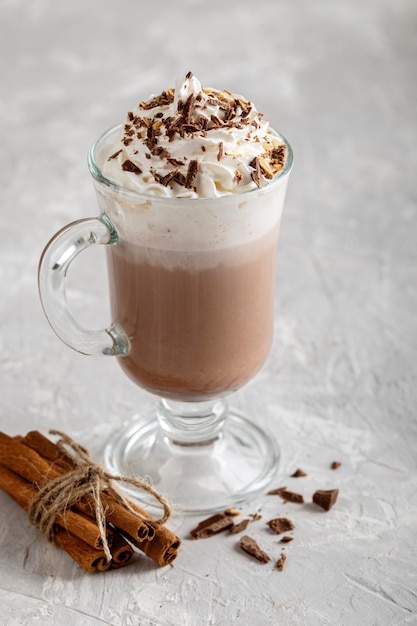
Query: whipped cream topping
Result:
<box><xmin>102</xmin><ymin>72</ymin><xmax>287</xmax><ymax>199</ymax></box>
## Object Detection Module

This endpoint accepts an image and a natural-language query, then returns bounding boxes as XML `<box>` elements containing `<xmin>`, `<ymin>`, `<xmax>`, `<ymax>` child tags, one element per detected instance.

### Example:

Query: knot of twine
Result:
<box><xmin>28</xmin><ymin>430</ymin><xmax>171</xmax><ymax>563</ymax></box>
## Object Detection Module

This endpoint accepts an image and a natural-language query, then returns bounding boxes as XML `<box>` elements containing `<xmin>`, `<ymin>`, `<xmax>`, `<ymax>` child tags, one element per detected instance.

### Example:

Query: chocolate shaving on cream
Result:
<box><xmin>103</xmin><ymin>72</ymin><xmax>288</xmax><ymax>198</ymax></box>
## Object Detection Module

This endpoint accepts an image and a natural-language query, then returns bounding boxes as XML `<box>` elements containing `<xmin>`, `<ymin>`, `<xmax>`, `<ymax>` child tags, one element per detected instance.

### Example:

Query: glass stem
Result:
<box><xmin>156</xmin><ymin>398</ymin><xmax>228</xmax><ymax>446</ymax></box>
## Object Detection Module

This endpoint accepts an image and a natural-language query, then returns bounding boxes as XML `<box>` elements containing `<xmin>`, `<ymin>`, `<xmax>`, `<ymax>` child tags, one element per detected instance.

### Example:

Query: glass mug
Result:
<box><xmin>38</xmin><ymin>124</ymin><xmax>293</xmax><ymax>513</ymax></box>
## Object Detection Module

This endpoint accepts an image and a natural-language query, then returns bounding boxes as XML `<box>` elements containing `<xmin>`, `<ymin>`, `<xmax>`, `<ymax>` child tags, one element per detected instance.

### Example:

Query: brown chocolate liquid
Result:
<box><xmin>107</xmin><ymin>230</ymin><xmax>278</xmax><ymax>400</ymax></box>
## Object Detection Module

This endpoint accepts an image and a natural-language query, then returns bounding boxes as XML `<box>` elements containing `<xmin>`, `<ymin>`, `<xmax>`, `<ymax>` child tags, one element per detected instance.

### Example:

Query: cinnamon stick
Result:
<box><xmin>20</xmin><ymin>431</ymin><xmax>181</xmax><ymax>566</ymax></box>
<box><xmin>18</xmin><ymin>432</ymin><xmax>154</xmax><ymax>541</ymax></box>
<box><xmin>0</xmin><ymin>432</ymin><xmax>181</xmax><ymax>567</ymax></box>
<box><xmin>53</xmin><ymin>527</ymin><xmax>111</xmax><ymax>573</ymax></box>
<box><xmin>110</xmin><ymin>532</ymin><xmax>134</xmax><ymax>568</ymax></box>
<box><xmin>0</xmin><ymin>463</ymin><xmax>112</xmax><ymax>550</ymax></box>
<box><xmin>0</xmin><ymin>432</ymin><xmax>151</xmax><ymax>542</ymax></box>
<box><xmin>0</xmin><ymin>462</ymin><xmax>112</xmax><ymax>572</ymax></box>
<box><xmin>15</xmin><ymin>432</ymin><xmax>71</xmax><ymax>469</ymax></box>
<box><xmin>123</xmin><ymin>525</ymin><xmax>181</xmax><ymax>567</ymax></box>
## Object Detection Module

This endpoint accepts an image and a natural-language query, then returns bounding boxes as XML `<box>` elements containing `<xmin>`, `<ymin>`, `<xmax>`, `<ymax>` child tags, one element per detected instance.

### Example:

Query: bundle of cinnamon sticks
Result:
<box><xmin>0</xmin><ymin>431</ymin><xmax>181</xmax><ymax>572</ymax></box>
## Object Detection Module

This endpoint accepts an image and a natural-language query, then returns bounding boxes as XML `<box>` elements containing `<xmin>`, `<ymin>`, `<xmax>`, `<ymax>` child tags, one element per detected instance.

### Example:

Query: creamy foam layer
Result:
<box><xmin>108</xmin><ymin>226</ymin><xmax>279</xmax><ymax>273</ymax></box>
<box><xmin>102</xmin><ymin>72</ymin><xmax>288</xmax><ymax>199</ymax></box>
<box><xmin>94</xmin><ymin>173</ymin><xmax>288</xmax><ymax>255</ymax></box>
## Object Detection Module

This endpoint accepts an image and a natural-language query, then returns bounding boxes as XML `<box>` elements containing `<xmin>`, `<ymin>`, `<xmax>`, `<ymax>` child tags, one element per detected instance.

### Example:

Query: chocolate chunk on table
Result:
<box><xmin>229</xmin><ymin>519</ymin><xmax>250</xmax><ymax>534</ymax></box>
<box><xmin>239</xmin><ymin>535</ymin><xmax>271</xmax><ymax>563</ymax></box>
<box><xmin>267</xmin><ymin>517</ymin><xmax>295</xmax><ymax>535</ymax></box>
<box><xmin>268</xmin><ymin>487</ymin><xmax>304</xmax><ymax>504</ymax></box>
<box><xmin>190</xmin><ymin>513</ymin><xmax>234</xmax><ymax>539</ymax></box>
<box><xmin>291</xmin><ymin>468</ymin><xmax>307</xmax><ymax>477</ymax></box>
<box><xmin>275</xmin><ymin>553</ymin><xmax>287</xmax><ymax>571</ymax></box>
<box><xmin>312</xmin><ymin>489</ymin><xmax>339</xmax><ymax>511</ymax></box>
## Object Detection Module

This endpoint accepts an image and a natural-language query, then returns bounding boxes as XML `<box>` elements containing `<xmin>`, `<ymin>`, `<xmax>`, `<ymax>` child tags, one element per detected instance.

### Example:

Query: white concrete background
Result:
<box><xmin>1</xmin><ymin>0</ymin><xmax>416</xmax><ymax>624</ymax></box>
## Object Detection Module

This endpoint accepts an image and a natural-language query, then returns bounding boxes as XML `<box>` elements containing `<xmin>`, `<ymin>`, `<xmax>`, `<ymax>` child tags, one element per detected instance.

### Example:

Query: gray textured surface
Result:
<box><xmin>1</xmin><ymin>0</ymin><xmax>417</xmax><ymax>624</ymax></box>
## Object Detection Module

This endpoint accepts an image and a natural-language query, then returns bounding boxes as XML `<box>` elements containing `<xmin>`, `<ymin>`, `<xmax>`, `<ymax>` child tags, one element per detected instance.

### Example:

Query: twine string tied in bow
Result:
<box><xmin>27</xmin><ymin>430</ymin><xmax>171</xmax><ymax>563</ymax></box>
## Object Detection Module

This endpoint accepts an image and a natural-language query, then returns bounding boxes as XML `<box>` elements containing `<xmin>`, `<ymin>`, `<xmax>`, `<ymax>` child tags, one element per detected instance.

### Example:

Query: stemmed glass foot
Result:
<box><xmin>104</xmin><ymin>398</ymin><xmax>280</xmax><ymax>515</ymax></box>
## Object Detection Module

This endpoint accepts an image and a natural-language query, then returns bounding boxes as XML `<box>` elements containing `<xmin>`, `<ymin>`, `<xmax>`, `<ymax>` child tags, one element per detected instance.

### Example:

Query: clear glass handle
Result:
<box><xmin>38</xmin><ymin>214</ymin><xmax>129</xmax><ymax>356</ymax></box>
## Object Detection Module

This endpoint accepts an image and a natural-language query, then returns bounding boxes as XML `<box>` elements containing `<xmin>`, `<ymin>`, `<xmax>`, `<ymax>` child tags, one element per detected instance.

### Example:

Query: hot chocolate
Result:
<box><xmin>98</xmin><ymin>72</ymin><xmax>290</xmax><ymax>400</ymax></box>
<box><xmin>107</xmin><ymin>228</ymin><xmax>279</xmax><ymax>400</ymax></box>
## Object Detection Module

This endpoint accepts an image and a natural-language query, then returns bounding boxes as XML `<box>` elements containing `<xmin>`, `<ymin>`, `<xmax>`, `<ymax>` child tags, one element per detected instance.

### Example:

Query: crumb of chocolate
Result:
<box><xmin>249</xmin><ymin>144</ymin><xmax>287</xmax><ymax>187</ymax></box>
<box><xmin>121</xmin><ymin>159</ymin><xmax>142</xmax><ymax>174</ymax></box>
<box><xmin>230</xmin><ymin>519</ymin><xmax>250</xmax><ymax>534</ymax></box>
<box><xmin>185</xmin><ymin>159</ymin><xmax>199</xmax><ymax>188</ymax></box>
<box><xmin>277</xmin><ymin>489</ymin><xmax>304</xmax><ymax>504</ymax></box>
<box><xmin>190</xmin><ymin>513</ymin><xmax>234</xmax><ymax>539</ymax></box>
<box><xmin>173</xmin><ymin>171</ymin><xmax>186</xmax><ymax>186</ymax></box>
<box><xmin>145</xmin><ymin>126</ymin><xmax>158</xmax><ymax>150</ymax></box>
<box><xmin>108</xmin><ymin>149</ymin><xmax>122</xmax><ymax>161</ymax></box>
<box><xmin>331</xmin><ymin>461</ymin><xmax>341</xmax><ymax>470</ymax></box>
<box><xmin>224</xmin><ymin>106</ymin><xmax>235</xmax><ymax>122</ymax></box>
<box><xmin>152</xmin><ymin>146</ymin><xmax>170</xmax><ymax>160</ymax></box>
<box><xmin>167</xmin><ymin>157</ymin><xmax>185</xmax><ymax>166</ymax></box>
<box><xmin>209</xmin><ymin>114</ymin><xmax>222</xmax><ymax>129</ymax></box>
<box><xmin>240</xmin><ymin>105</ymin><xmax>251</xmax><ymax>119</ymax></box>
<box><xmin>183</xmin><ymin>123</ymin><xmax>201</xmax><ymax>134</ymax></box>
<box><xmin>250</xmin><ymin>156</ymin><xmax>263</xmax><ymax>188</ymax></box>
<box><xmin>271</xmin><ymin>145</ymin><xmax>286</xmax><ymax>167</ymax></box>
<box><xmin>180</xmin><ymin>93</ymin><xmax>195</xmax><ymax>124</ymax></box>
<box><xmin>249</xmin><ymin>512</ymin><xmax>262</xmax><ymax>521</ymax></box>
<box><xmin>280</xmin><ymin>536</ymin><xmax>294</xmax><ymax>543</ymax></box>
<box><xmin>312</xmin><ymin>489</ymin><xmax>339</xmax><ymax>511</ymax></box>
<box><xmin>268</xmin><ymin>487</ymin><xmax>304</xmax><ymax>504</ymax></box>
<box><xmin>217</xmin><ymin>141</ymin><xmax>224</xmax><ymax>161</ymax></box>
<box><xmin>276</xmin><ymin>553</ymin><xmax>287</xmax><ymax>571</ymax></box>
<box><xmin>268</xmin><ymin>486</ymin><xmax>287</xmax><ymax>495</ymax></box>
<box><xmin>239</xmin><ymin>536</ymin><xmax>271</xmax><ymax>563</ymax></box>
<box><xmin>267</xmin><ymin>518</ymin><xmax>295</xmax><ymax>535</ymax></box>
<box><xmin>155</xmin><ymin>171</ymin><xmax>178</xmax><ymax>187</ymax></box>
<box><xmin>234</xmin><ymin>169</ymin><xmax>243</xmax><ymax>183</ymax></box>
<box><xmin>291</xmin><ymin>468</ymin><xmax>307</xmax><ymax>478</ymax></box>
<box><xmin>207</xmin><ymin>96</ymin><xmax>226</xmax><ymax>108</ymax></box>
<box><xmin>281</xmin><ymin>490</ymin><xmax>304</xmax><ymax>504</ymax></box>
<box><xmin>139</xmin><ymin>90</ymin><xmax>175</xmax><ymax>110</ymax></box>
